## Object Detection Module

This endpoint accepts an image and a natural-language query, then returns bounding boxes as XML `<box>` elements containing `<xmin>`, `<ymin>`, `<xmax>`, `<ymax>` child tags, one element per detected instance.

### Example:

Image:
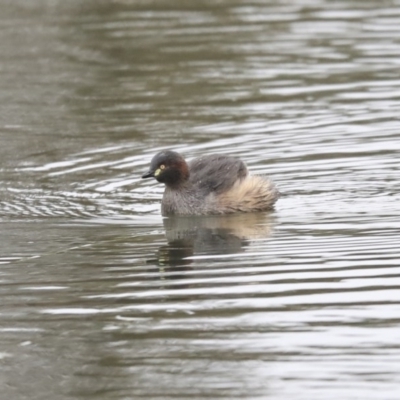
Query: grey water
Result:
<box><xmin>1</xmin><ymin>1</ymin><xmax>400</xmax><ymax>399</ymax></box>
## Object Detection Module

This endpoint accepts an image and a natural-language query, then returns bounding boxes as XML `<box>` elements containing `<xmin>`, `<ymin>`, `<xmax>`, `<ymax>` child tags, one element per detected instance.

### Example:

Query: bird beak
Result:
<box><xmin>141</xmin><ymin>171</ymin><xmax>154</xmax><ymax>179</ymax></box>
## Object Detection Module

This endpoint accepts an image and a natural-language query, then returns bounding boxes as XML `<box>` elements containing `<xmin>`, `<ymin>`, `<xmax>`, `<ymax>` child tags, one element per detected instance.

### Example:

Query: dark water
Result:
<box><xmin>1</xmin><ymin>1</ymin><xmax>400</xmax><ymax>399</ymax></box>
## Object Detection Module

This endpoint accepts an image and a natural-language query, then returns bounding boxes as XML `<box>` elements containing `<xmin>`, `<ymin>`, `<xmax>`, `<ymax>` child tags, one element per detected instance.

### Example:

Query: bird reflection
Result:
<box><xmin>153</xmin><ymin>213</ymin><xmax>276</xmax><ymax>275</ymax></box>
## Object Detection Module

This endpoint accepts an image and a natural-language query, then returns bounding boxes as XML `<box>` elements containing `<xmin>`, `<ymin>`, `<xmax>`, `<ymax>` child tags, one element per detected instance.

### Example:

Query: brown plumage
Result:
<box><xmin>141</xmin><ymin>150</ymin><xmax>279</xmax><ymax>216</ymax></box>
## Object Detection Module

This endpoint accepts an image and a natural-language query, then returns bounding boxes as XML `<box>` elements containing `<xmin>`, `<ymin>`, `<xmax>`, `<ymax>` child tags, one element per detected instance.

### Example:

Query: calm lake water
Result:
<box><xmin>1</xmin><ymin>0</ymin><xmax>400</xmax><ymax>399</ymax></box>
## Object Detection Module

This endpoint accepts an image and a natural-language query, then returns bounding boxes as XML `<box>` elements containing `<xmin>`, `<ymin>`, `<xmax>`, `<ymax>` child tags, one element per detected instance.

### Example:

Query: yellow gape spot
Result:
<box><xmin>154</xmin><ymin>168</ymin><xmax>161</xmax><ymax>177</ymax></box>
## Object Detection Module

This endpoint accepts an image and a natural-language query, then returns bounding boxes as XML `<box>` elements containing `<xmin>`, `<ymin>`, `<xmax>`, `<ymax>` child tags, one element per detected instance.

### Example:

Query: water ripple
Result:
<box><xmin>1</xmin><ymin>1</ymin><xmax>400</xmax><ymax>399</ymax></box>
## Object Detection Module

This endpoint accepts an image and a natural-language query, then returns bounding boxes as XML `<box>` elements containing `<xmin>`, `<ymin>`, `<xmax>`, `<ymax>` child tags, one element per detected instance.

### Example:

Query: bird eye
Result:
<box><xmin>160</xmin><ymin>164</ymin><xmax>165</xmax><ymax>170</ymax></box>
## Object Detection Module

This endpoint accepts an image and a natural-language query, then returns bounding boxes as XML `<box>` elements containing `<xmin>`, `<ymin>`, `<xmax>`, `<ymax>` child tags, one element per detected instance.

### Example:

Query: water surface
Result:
<box><xmin>1</xmin><ymin>1</ymin><xmax>400</xmax><ymax>399</ymax></box>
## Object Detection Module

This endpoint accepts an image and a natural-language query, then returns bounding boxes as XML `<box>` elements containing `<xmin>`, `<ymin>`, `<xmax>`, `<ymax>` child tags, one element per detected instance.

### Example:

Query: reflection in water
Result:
<box><xmin>154</xmin><ymin>212</ymin><xmax>276</xmax><ymax>271</ymax></box>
